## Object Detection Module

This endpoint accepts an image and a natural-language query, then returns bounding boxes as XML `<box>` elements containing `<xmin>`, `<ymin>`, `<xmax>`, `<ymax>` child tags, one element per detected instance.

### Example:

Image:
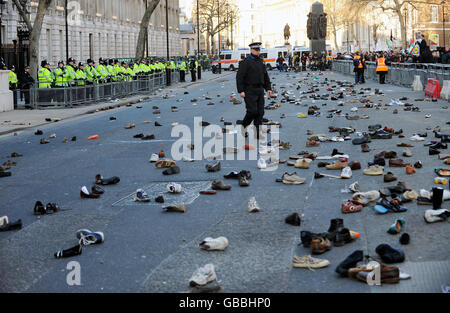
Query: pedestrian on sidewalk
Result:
<box><xmin>236</xmin><ymin>42</ymin><xmax>272</xmax><ymax>140</ymax></box>
<box><xmin>353</xmin><ymin>52</ymin><xmax>364</xmax><ymax>84</ymax></box>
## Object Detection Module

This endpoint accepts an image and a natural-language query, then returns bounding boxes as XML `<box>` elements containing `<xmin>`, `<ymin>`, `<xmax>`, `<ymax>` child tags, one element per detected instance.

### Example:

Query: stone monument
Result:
<box><xmin>0</xmin><ymin>70</ymin><xmax>14</xmax><ymax>112</ymax></box>
<box><xmin>307</xmin><ymin>1</ymin><xmax>327</xmax><ymax>55</ymax></box>
<box><xmin>284</xmin><ymin>23</ymin><xmax>291</xmax><ymax>45</ymax></box>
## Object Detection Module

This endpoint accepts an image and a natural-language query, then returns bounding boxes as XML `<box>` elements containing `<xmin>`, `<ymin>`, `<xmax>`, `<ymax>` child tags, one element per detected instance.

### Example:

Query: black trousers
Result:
<box><xmin>191</xmin><ymin>70</ymin><xmax>196</xmax><ymax>82</ymax></box>
<box><xmin>378</xmin><ymin>72</ymin><xmax>387</xmax><ymax>84</ymax></box>
<box><xmin>242</xmin><ymin>88</ymin><xmax>265</xmax><ymax>131</ymax></box>
<box><xmin>180</xmin><ymin>70</ymin><xmax>185</xmax><ymax>82</ymax></box>
<box><xmin>197</xmin><ymin>66</ymin><xmax>201</xmax><ymax>80</ymax></box>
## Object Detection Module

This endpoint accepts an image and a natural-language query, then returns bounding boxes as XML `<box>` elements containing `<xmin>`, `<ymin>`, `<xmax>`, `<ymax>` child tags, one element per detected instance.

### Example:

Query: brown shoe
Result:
<box><xmin>306</xmin><ymin>141</ymin><xmax>320</xmax><ymax>147</ymax></box>
<box><xmin>389</xmin><ymin>159</ymin><xmax>410</xmax><ymax>167</ymax></box>
<box><xmin>211</xmin><ymin>180</ymin><xmax>232</xmax><ymax>190</ymax></box>
<box><xmin>326</xmin><ymin>161</ymin><xmax>348</xmax><ymax>170</ymax></box>
<box><xmin>402</xmin><ymin>149</ymin><xmax>412</xmax><ymax>157</ymax></box>
<box><xmin>361</xmin><ymin>143</ymin><xmax>371</xmax><ymax>153</ymax></box>
<box><xmin>311</xmin><ymin>236</ymin><xmax>331</xmax><ymax>255</ymax></box>
<box><xmin>444</xmin><ymin>158</ymin><xmax>450</xmax><ymax>165</ymax></box>
<box><xmin>384</xmin><ymin>172</ymin><xmax>397</xmax><ymax>182</ymax></box>
<box><xmin>349</xmin><ymin>161</ymin><xmax>361</xmax><ymax>170</ymax></box>
<box><xmin>406</xmin><ymin>165</ymin><xmax>416</xmax><ymax>175</ymax></box>
<box><xmin>397</xmin><ymin>142</ymin><xmax>413</xmax><ymax>147</ymax></box>
<box><xmin>356</xmin><ymin>264</ymin><xmax>400</xmax><ymax>284</ymax></box>
<box><xmin>155</xmin><ymin>159</ymin><xmax>176</xmax><ymax>168</ymax></box>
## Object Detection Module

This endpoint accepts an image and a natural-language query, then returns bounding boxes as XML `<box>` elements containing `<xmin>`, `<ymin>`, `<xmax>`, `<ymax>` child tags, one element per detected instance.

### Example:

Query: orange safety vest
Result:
<box><xmin>376</xmin><ymin>57</ymin><xmax>388</xmax><ymax>72</ymax></box>
<box><xmin>354</xmin><ymin>55</ymin><xmax>363</xmax><ymax>69</ymax></box>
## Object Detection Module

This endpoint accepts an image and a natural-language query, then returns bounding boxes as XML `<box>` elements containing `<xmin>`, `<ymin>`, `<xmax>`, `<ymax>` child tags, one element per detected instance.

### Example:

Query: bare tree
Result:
<box><xmin>135</xmin><ymin>0</ymin><xmax>161</xmax><ymax>59</ymax></box>
<box><xmin>193</xmin><ymin>0</ymin><xmax>239</xmax><ymax>54</ymax></box>
<box><xmin>12</xmin><ymin>0</ymin><xmax>54</xmax><ymax>79</ymax></box>
<box><xmin>322</xmin><ymin>0</ymin><xmax>350</xmax><ymax>51</ymax></box>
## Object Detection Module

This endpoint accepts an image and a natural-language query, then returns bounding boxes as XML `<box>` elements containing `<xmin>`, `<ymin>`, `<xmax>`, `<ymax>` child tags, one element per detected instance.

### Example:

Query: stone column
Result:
<box><xmin>0</xmin><ymin>71</ymin><xmax>14</xmax><ymax>112</ymax></box>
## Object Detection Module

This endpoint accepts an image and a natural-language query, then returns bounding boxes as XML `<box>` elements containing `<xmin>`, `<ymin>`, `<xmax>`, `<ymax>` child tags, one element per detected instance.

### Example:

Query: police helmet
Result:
<box><xmin>87</xmin><ymin>58</ymin><xmax>94</xmax><ymax>64</ymax></box>
<box><xmin>58</xmin><ymin>60</ymin><xmax>65</xmax><ymax>65</ymax></box>
<box><xmin>78</xmin><ymin>62</ymin><xmax>84</xmax><ymax>67</ymax></box>
<box><xmin>67</xmin><ymin>57</ymin><xmax>75</xmax><ymax>63</ymax></box>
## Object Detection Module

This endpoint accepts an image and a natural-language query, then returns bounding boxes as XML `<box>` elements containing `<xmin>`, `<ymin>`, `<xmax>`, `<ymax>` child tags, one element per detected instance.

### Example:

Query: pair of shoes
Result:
<box><xmin>95</xmin><ymin>174</ymin><xmax>120</xmax><ymax>185</ymax></box>
<box><xmin>54</xmin><ymin>229</ymin><xmax>104</xmax><ymax>258</ymax></box>
<box><xmin>33</xmin><ymin>201</ymin><xmax>60</xmax><ymax>215</ymax></box>
<box><xmin>80</xmin><ymin>185</ymin><xmax>104</xmax><ymax>199</ymax></box>
<box><xmin>206</xmin><ymin>162</ymin><xmax>221</xmax><ymax>172</ymax></box>
<box><xmin>135</xmin><ymin>189</ymin><xmax>151</xmax><ymax>202</ymax></box>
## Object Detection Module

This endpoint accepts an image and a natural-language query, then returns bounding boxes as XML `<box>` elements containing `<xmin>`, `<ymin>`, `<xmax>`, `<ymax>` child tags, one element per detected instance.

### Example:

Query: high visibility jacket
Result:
<box><xmin>54</xmin><ymin>67</ymin><xmax>68</xmax><ymax>87</ymax></box>
<box><xmin>8</xmin><ymin>71</ymin><xmax>18</xmax><ymax>88</ymax></box>
<box><xmin>113</xmin><ymin>65</ymin><xmax>122</xmax><ymax>81</ymax></box>
<box><xmin>66</xmin><ymin>65</ymin><xmax>76</xmax><ymax>85</ymax></box>
<box><xmin>139</xmin><ymin>63</ymin><xmax>148</xmax><ymax>74</ymax></box>
<box><xmin>96</xmin><ymin>64</ymin><xmax>109</xmax><ymax>80</ymax></box>
<box><xmin>126</xmin><ymin>67</ymin><xmax>135</xmax><ymax>81</ymax></box>
<box><xmin>133</xmin><ymin>66</ymin><xmax>140</xmax><ymax>75</ymax></box>
<box><xmin>326</xmin><ymin>56</ymin><xmax>333</xmax><ymax>61</ymax></box>
<box><xmin>195</xmin><ymin>61</ymin><xmax>199</xmax><ymax>69</ymax></box>
<box><xmin>179</xmin><ymin>61</ymin><xmax>186</xmax><ymax>71</ymax></box>
<box><xmin>75</xmin><ymin>69</ymin><xmax>86</xmax><ymax>86</ymax></box>
<box><xmin>85</xmin><ymin>65</ymin><xmax>98</xmax><ymax>83</ymax></box>
<box><xmin>354</xmin><ymin>55</ymin><xmax>363</xmax><ymax>69</ymax></box>
<box><xmin>38</xmin><ymin>67</ymin><xmax>53</xmax><ymax>88</ymax></box>
<box><xmin>376</xmin><ymin>57</ymin><xmax>388</xmax><ymax>72</ymax></box>
<box><xmin>106</xmin><ymin>65</ymin><xmax>116</xmax><ymax>79</ymax></box>
<box><xmin>169</xmin><ymin>61</ymin><xmax>176</xmax><ymax>69</ymax></box>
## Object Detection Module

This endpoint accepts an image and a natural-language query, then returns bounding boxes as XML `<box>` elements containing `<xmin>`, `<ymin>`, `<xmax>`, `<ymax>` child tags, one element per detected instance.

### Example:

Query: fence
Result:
<box><xmin>332</xmin><ymin>60</ymin><xmax>450</xmax><ymax>88</ymax></box>
<box><xmin>12</xmin><ymin>70</ymin><xmax>180</xmax><ymax>109</ymax></box>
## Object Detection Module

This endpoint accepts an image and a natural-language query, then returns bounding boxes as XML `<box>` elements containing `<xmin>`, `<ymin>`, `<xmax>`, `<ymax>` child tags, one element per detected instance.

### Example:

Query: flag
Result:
<box><xmin>390</xmin><ymin>30</ymin><xmax>393</xmax><ymax>42</ymax></box>
<box><xmin>386</xmin><ymin>39</ymin><xmax>392</xmax><ymax>49</ymax></box>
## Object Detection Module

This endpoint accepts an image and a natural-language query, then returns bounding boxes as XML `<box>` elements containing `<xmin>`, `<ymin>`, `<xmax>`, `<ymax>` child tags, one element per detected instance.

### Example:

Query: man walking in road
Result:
<box><xmin>236</xmin><ymin>42</ymin><xmax>272</xmax><ymax>141</ymax></box>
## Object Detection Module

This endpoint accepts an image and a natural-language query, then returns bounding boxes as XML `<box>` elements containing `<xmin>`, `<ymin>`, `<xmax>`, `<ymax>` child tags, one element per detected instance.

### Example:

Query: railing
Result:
<box><xmin>12</xmin><ymin>70</ymin><xmax>180</xmax><ymax>109</ymax></box>
<box><xmin>332</xmin><ymin>60</ymin><xmax>450</xmax><ymax>88</ymax></box>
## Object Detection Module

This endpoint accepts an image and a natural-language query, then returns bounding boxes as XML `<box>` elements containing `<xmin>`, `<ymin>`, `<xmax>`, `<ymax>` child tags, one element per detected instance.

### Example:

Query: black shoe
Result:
<box><xmin>141</xmin><ymin>135</ymin><xmax>155</xmax><ymax>141</ymax></box>
<box><xmin>335</xmin><ymin>250</ymin><xmax>364</xmax><ymax>277</ymax></box>
<box><xmin>399</xmin><ymin>233</ymin><xmax>410</xmax><ymax>245</ymax></box>
<box><xmin>332</xmin><ymin>149</ymin><xmax>344</xmax><ymax>156</ymax></box>
<box><xmin>326</xmin><ymin>218</ymin><xmax>344</xmax><ymax>241</ymax></box>
<box><xmin>163</xmin><ymin>166</ymin><xmax>180</xmax><ymax>175</ymax></box>
<box><xmin>224</xmin><ymin>171</ymin><xmax>239</xmax><ymax>179</ymax></box>
<box><xmin>206</xmin><ymin>162</ymin><xmax>221</xmax><ymax>172</ymax></box>
<box><xmin>0</xmin><ymin>171</ymin><xmax>12</xmax><ymax>178</ymax></box>
<box><xmin>134</xmin><ymin>133</ymin><xmax>144</xmax><ymax>138</ymax></box>
<box><xmin>155</xmin><ymin>196</ymin><xmax>165</xmax><ymax>203</ymax></box>
<box><xmin>429</xmin><ymin>148</ymin><xmax>440</xmax><ymax>155</ymax></box>
<box><xmin>0</xmin><ymin>219</ymin><xmax>22</xmax><ymax>232</ymax></box>
<box><xmin>375</xmin><ymin>244</ymin><xmax>405</xmax><ymax>263</ymax></box>
<box><xmin>35</xmin><ymin>130</ymin><xmax>43</xmax><ymax>135</ymax></box>
<box><xmin>91</xmin><ymin>185</ymin><xmax>105</xmax><ymax>195</ymax></box>
<box><xmin>285</xmin><ymin>213</ymin><xmax>301</xmax><ymax>226</ymax></box>
<box><xmin>95</xmin><ymin>174</ymin><xmax>120</xmax><ymax>185</ymax></box>
<box><xmin>80</xmin><ymin>186</ymin><xmax>100</xmax><ymax>199</ymax></box>
<box><xmin>432</xmin><ymin>187</ymin><xmax>444</xmax><ymax>210</ymax></box>
<box><xmin>155</xmin><ymin>122</ymin><xmax>162</xmax><ymax>127</ymax></box>
<box><xmin>54</xmin><ymin>244</ymin><xmax>82</xmax><ymax>259</ymax></box>
<box><xmin>34</xmin><ymin>201</ymin><xmax>46</xmax><ymax>215</ymax></box>
<box><xmin>45</xmin><ymin>203</ymin><xmax>60</xmax><ymax>213</ymax></box>
<box><xmin>71</xmin><ymin>136</ymin><xmax>77</xmax><ymax>142</ymax></box>
<box><xmin>334</xmin><ymin>228</ymin><xmax>353</xmax><ymax>246</ymax></box>
<box><xmin>368</xmin><ymin>157</ymin><xmax>386</xmax><ymax>167</ymax></box>
<box><xmin>300</xmin><ymin>231</ymin><xmax>313</xmax><ymax>247</ymax></box>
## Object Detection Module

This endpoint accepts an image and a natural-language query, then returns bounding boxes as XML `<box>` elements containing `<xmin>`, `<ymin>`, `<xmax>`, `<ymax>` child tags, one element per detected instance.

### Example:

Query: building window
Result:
<box><xmin>430</xmin><ymin>5</ymin><xmax>438</xmax><ymax>23</ymax></box>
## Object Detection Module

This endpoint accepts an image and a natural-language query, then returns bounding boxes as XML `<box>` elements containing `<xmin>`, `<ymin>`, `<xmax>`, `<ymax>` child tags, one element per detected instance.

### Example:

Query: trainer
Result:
<box><xmin>236</xmin><ymin>42</ymin><xmax>272</xmax><ymax>140</ymax></box>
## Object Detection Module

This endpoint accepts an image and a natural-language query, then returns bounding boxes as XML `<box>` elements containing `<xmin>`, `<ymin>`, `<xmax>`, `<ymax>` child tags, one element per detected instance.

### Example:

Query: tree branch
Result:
<box><xmin>12</xmin><ymin>0</ymin><xmax>33</xmax><ymax>31</ymax></box>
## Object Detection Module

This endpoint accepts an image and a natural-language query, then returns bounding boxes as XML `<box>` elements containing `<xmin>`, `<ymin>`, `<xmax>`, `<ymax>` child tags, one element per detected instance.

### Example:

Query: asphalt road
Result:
<box><xmin>0</xmin><ymin>69</ymin><xmax>449</xmax><ymax>293</ymax></box>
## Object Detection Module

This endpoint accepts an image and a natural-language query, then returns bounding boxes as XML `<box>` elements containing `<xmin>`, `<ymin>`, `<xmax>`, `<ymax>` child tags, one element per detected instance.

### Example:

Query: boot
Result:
<box><xmin>54</xmin><ymin>244</ymin><xmax>82</xmax><ymax>259</ymax></box>
<box><xmin>432</xmin><ymin>187</ymin><xmax>444</xmax><ymax>210</ymax></box>
<box><xmin>326</xmin><ymin>218</ymin><xmax>344</xmax><ymax>241</ymax></box>
<box><xmin>0</xmin><ymin>219</ymin><xmax>22</xmax><ymax>232</ymax></box>
<box><xmin>335</xmin><ymin>250</ymin><xmax>364</xmax><ymax>277</ymax></box>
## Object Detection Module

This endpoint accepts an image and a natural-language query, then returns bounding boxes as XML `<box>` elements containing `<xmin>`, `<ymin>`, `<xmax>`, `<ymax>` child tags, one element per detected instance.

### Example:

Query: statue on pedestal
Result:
<box><xmin>284</xmin><ymin>23</ymin><xmax>291</xmax><ymax>45</ymax></box>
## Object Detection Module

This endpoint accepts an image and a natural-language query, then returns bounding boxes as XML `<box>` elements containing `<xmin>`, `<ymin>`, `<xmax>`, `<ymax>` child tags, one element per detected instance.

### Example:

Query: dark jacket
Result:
<box><xmin>236</xmin><ymin>54</ymin><xmax>271</xmax><ymax>93</ymax></box>
<box><xmin>19</xmin><ymin>71</ymin><xmax>35</xmax><ymax>89</ymax></box>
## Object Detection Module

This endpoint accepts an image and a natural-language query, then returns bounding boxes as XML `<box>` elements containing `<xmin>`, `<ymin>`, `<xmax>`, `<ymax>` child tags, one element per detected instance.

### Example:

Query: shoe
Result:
<box><xmin>326</xmin><ymin>161</ymin><xmax>348</xmax><ymax>170</ymax></box>
<box><xmin>327</xmin><ymin>218</ymin><xmax>344</xmax><ymax>241</ymax></box>
<box><xmin>363</xmin><ymin>165</ymin><xmax>383</xmax><ymax>176</ymax></box>
<box><xmin>95</xmin><ymin>174</ymin><xmax>120</xmax><ymax>185</ymax></box>
<box><xmin>0</xmin><ymin>218</ymin><xmax>22</xmax><ymax>232</ymax></box>
<box><xmin>352</xmin><ymin>135</ymin><xmax>371</xmax><ymax>145</ymax></box>
<box><xmin>384</xmin><ymin>172</ymin><xmax>397</xmax><ymax>182</ymax></box>
<box><xmin>335</xmin><ymin>250</ymin><xmax>364</xmax><ymax>277</ymax></box>
<box><xmin>435</xmin><ymin>168</ymin><xmax>450</xmax><ymax>177</ymax></box>
<box><xmin>306</xmin><ymin>141</ymin><xmax>320</xmax><ymax>147</ymax></box>
<box><xmin>403</xmin><ymin>190</ymin><xmax>418</xmax><ymax>200</ymax></box>
<box><xmin>141</xmin><ymin>134</ymin><xmax>155</xmax><ymax>140</ymax></box>
<box><xmin>35</xmin><ymin>130</ymin><xmax>43</xmax><ymax>135</ymax></box>
<box><xmin>361</xmin><ymin>143</ymin><xmax>371</xmax><ymax>152</ymax></box>
<box><xmin>124</xmin><ymin>124</ymin><xmax>136</xmax><ymax>129</ymax></box>
<box><xmin>71</xmin><ymin>136</ymin><xmax>77</xmax><ymax>142</ymax></box>
<box><xmin>424</xmin><ymin>209</ymin><xmax>450</xmax><ymax>223</ymax></box>
<box><xmin>80</xmin><ymin>186</ymin><xmax>100</xmax><ymax>199</ymax></box>
<box><xmin>166</xmin><ymin>183</ymin><xmax>182</xmax><ymax>194</ymax></box>
<box><xmin>0</xmin><ymin>216</ymin><xmax>8</xmax><ymax>227</ymax></box>
<box><xmin>211</xmin><ymin>180</ymin><xmax>231</xmax><ymax>191</ymax></box>
<box><xmin>248</xmin><ymin>197</ymin><xmax>260</xmax><ymax>213</ymax></box>
<box><xmin>376</xmin><ymin>244</ymin><xmax>405</xmax><ymax>263</ymax></box>
<box><xmin>429</xmin><ymin>148</ymin><xmax>440</xmax><ymax>155</ymax></box>
<box><xmin>356</xmin><ymin>264</ymin><xmax>400</xmax><ymax>284</ymax></box>
<box><xmin>311</xmin><ymin>236</ymin><xmax>331</xmax><ymax>255</ymax></box>
<box><xmin>405</xmin><ymin>165</ymin><xmax>416</xmax><ymax>174</ymax></box>
<box><xmin>294</xmin><ymin>159</ymin><xmax>310</xmax><ymax>169</ymax></box>
<box><xmin>389</xmin><ymin>159</ymin><xmax>410</xmax><ymax>167</ymax></box>
<box><xmin>199</xmin><ymin>237</ymin><xmax>229</xmax><ymax>251</ymax></box>
<box><xmin>399</xmin><ymin>233</ymin><xmax>410</xmax><ymax>245</ymax></box>
<box><xmin>293</xmin><ymin>255</ymin><xmax>330</xmax><ymax>269</ymax></box>
<box><xmin>387</xmin><ymin>218</ymin><xmax>405</xmax><ymax>234</ymax></box>
<box><xmin>155</xmin><ymin>196</ymin><xmax>165</xmax><ymax>203</ymax></box>
<box><xmin>414</xmin><ymin>161</ymin><xmax>423</xmax><ymax>168</ymax></box>
<box><xmin>334</xmin><ymin>228</ymin><xmax>353</xmax><ymax>246</ymax></box>
<box><xmin>40</xmin><ymin>139</ymin><xmax>50</xmax><ymax>144</ymax></box>
<box><xmin>155</xmin><ymin>122</ymin><xmax>162</xmax><ymax>126</ymax></box>
<box><xmin>285</xmin><ymin>213</ymin><xmax>301</xmax><ymax>226</ymax></box>
<box><xmin>163</xmin><ymin>166</ymin><xmax>180</xmax><ymax>175</ymax></box>
<box><xmin>149</xmin><ymin>154</ymin><xmax>159</xmax><ymax>163</ymax></box>
<box><xmin>257</xmin><ymin>158</ymin><xmax>267</xmax><ymax>169</ymax></box>
<box><xmin>54</xmin><ymin>244</ymin><xmax>82</xmax><ymax>259</ymax></box>
<box><xmin>135</xmin><ymin>189</ymin><xmax>150</xmax><ymax>202</ymax></box>
<box><xmin>402</xmin><ymin>149</ymin><xmax>412</xmax><ymax>157</ymax></box>
<box><xmin>238</xmin><ymin>174</ymin><xmax>250</xmax><ymax>187</ymax></box>
<box><xmin>156</xmin><ymin>159</ymin><xmax>176</xmax><ymax>168</ymax></box>
<box><xmin>189</xmin><ymin>264</ymin><xmax>217</xmax><ymax>287</ymax></box>
<box><xmin>349</xmin><ymin>162</ymin><xmax>361</xmax><ymax>170</ymax></box>
<box><xmin>134</xmin><ymin>133</ymin><xmax>144</xmax><ymax>138</ymax></box>
<box><xmin>163</xmin><ymin>203</ymin><xmax>186</xmax><ymax>213</ymax></box>
<box><xmin>282</xmin><ymin>172</ymin><xmax>306</xmax><ymax>184</ymax></box>
<box><xmin>206</xmin><ymin>162</ymin><xmax>221</xmax><ymax>172</ymax></box>
<box><xmin>34</xmin><ymin>201</ymin><xmax>46</xmax><ymax>215</ymax></box>
<box><xmin>90</xmin><ymin>185</ymin><xmax>104</xmax><ymax>195</ymax></box>
<box><xmin>432</xmin><ymin>187</ymin><xmax>444</xmax><ymax>210</ymax></box>
<box><xmin>76</xmin><ymin>229</ymin><xmax>104</xmax><ymax>245</ymax></box>
<box><xmin>341</xmin><ymin>201</ymin><xmax>362</xmax><ymax>214</ymax></box>
<box><xmin>410</xmin><ymin>134</ymin><xmax>425</xmax><ymax>141</ymax></box>
<box><xmin>341</xmin><ymin>167</ymin><xmax>353</xmax><ymax>179</ymax></box>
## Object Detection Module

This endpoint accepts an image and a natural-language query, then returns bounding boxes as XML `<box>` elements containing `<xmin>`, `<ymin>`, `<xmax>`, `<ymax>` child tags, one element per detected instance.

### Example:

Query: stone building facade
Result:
<box><xmin>0</xmin><ymin>0</ymin><xmax>182</xmax><ymax>66</ymax></box>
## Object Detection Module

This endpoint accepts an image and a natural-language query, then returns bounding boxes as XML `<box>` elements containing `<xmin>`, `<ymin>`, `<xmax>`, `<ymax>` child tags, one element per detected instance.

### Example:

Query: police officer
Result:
<box><xmin>196</xmin><ymin>57</ymin><xmax>201</xmax><ymax>80</ymax></box>
<box><xmin>18</xmin><ymin>65</ymin><xmax>35</xmax><ymax>107</ymax></box>
<box><xmin>38</xmin><ymin>60</ymin><xmax>54</xmax><ymax>103</ymax></box>
<box><xmin>178</xmin><ymin>57</ymin><xmax>187</xmax><ymax>82</ymax></box>
<box><xmin>54</xmin><ymin>60</ymin><xmax>68</xmax><ymax>103</ymax></box>
<box><xmin>189</xmin><ymin>57</ymin><xmax>197</xmax><ymax>82</ymax></box>
<box><xmin>8</xmin><ymin>65</ymin><xmax>18</xmax><ymax>108</ymax></box>
<box><xmin>236</xmin><ymin>42</ymin><xmax>272</xmax><ymax>140</ymax></box>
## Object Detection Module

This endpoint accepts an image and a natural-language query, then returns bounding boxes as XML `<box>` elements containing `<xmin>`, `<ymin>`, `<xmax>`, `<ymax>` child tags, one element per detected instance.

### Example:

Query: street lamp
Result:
<box><xmin>165</xmin><ymin>0</ymin><xmax>170</xmax><ymax>86</ymax></box>
<box><xmin>197</xmin><ymin>0</ymin><xmax>200</xmax><ymax>57</ymax></box>
<box><xmin>65</xmin><ymin>0</ymin><xmax>69</xmax><ymax>62</ymax></box>
<box><xmin>218</xmin><ymin>0</ymin><xmax>222</xmax><ymax>74</ymax></box>
<box><xmin>146</xmin><ymin>0</ymin><xmax>149</xmax><ymax>57</ymax></box>
<box><xmin>442</xmin><ymin>1</ymin><xmax>446</xmax><ymax>48</ymax></box>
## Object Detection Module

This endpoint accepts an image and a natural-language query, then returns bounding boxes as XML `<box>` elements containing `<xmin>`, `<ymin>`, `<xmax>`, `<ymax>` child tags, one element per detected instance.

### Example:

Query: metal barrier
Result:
<box><xmin>332</xmin><ymin>60</ymin><xmax>450</xmax><ymax>87</ymax></box>
<box><xmin>13</xmin><ymin>70</ymin><xmax>180</xmax><ymax>109</ymax></box>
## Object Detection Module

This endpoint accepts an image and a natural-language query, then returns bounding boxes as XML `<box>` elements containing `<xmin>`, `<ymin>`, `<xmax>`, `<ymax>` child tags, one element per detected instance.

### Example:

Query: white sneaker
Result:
<box><xmin>149</xmin><ymin>154</ymin><xmax>159</xmax><ymax>163</ymax></box>
<box><xmin>410</xmin><ymin>135</ymin><xmax>425</xmax><ymax>141</ymax></box>
<box><xmin>351</xmin><ymin>107</ymin><xmax>358</xmax><ymax>112</ymax></box>
<box><xmin>166</xmin><ymin>183</ymin><xmax>182</xmax><ymax>194</ymax></box>
<box><xmin>349</xmin><ymin>182</ymin><xmax>360</xmax><ymax>193</ymax></box>
<box><xmin>341</xmin><ymin>166</ymin><xmax>353</xmax><ymax>179</ymax></box>
<box><xmin>293</xmin><ymin>255</ymin><xmax>330</xmax><ymax>269</ymax></box>
<box><xmin>189</xmin><ymin>264</ymin><xmax>217</xmax><ymax>287</ymax></box>
<box><xmin>199</xmin><ymin>237</ymin><xmax>229</xmax><ymax>251</ymax></box>
<box><xmin>353</xmin><ymin>190</ymin><xmax>381</xmax><ymax>202</ymax></box>
<box><xmin>420</xmin><ymin>189</ymin><xmax>431</xmax><ymax>199</ymax></box>
<box><xmin>257</xmin><ymin>158</ymin><xmax>267</xmax><ymax>169</ymax></box>
<box><xmin>183</xmin><ymin>156</ymin><xmax>194</xmax><ymax>162</ymax></box>
<box><xmin>248</xmin><ymin>197</ymin><xmax>260</xmax><ymax>213</ymax></box>
<box><xmin>0</xmin><ymin>216</ymin><xmax>8</xmax><ymax>226</ymax></box>
<box><xmin>424</xmin><ymin>209</ymin><xmax>450</xmax><ymax>223</ymax></box>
